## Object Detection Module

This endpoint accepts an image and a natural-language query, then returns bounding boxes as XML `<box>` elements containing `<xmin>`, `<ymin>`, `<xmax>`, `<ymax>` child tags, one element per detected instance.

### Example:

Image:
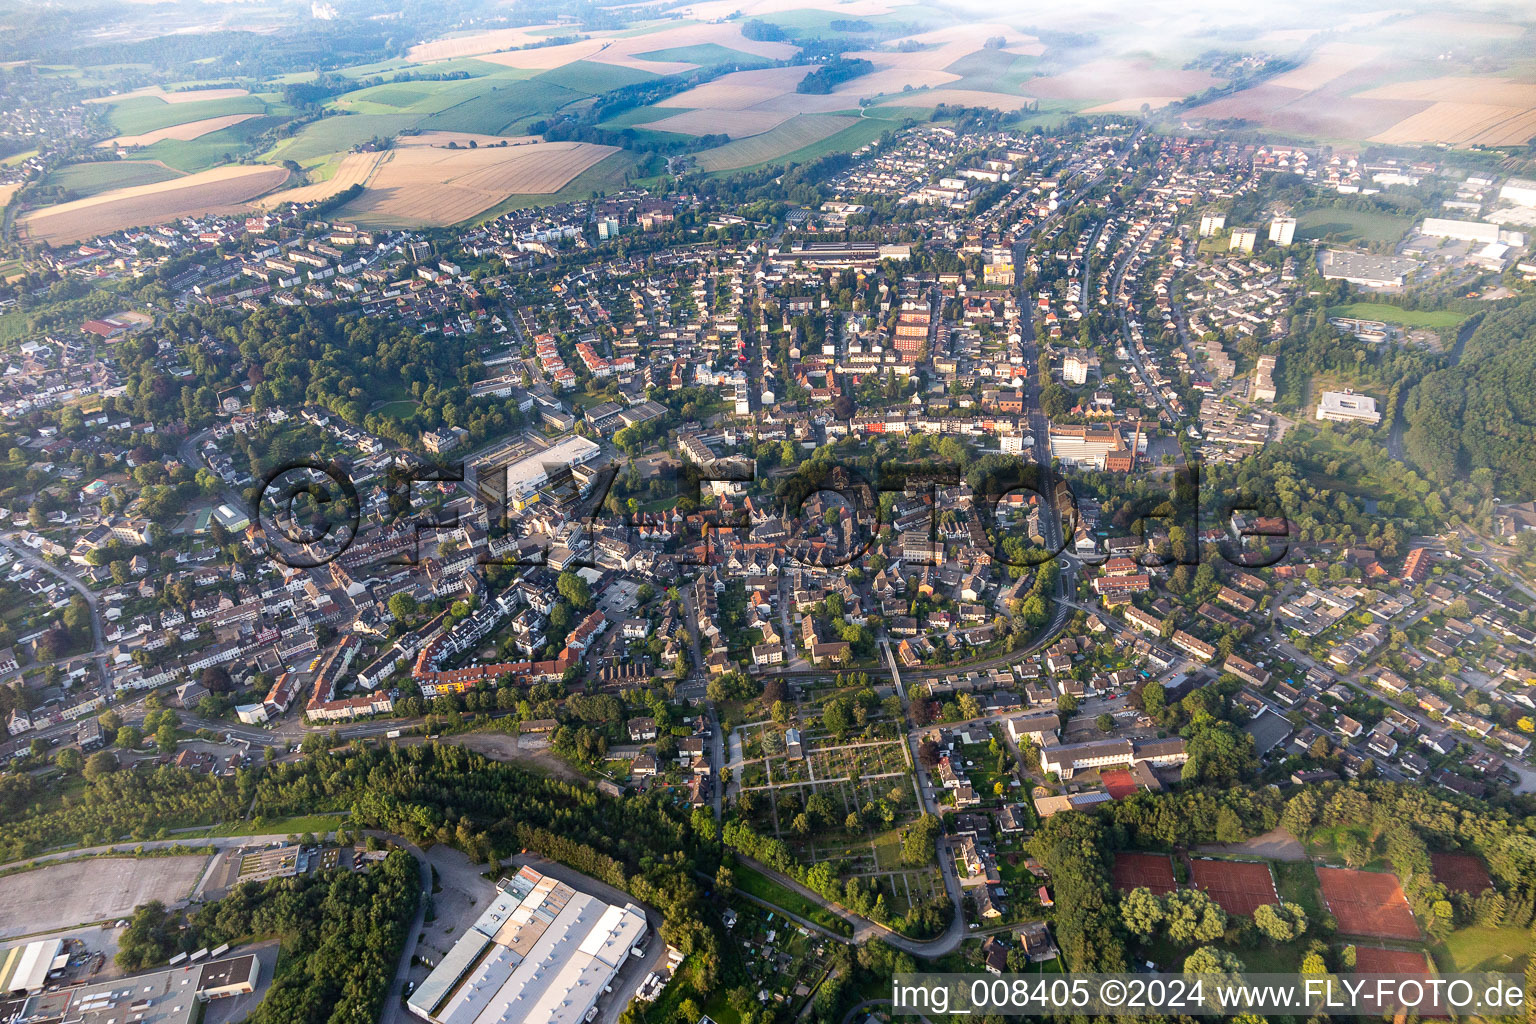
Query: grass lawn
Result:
<box><xmin>373</xmin><ymin>399</ymin><xmax>419</xmax><ymax>421</ymax></box>
<box><xmin>1273</xmin><ymin>859</ymin><xmax>1324</xmax><ymax>922</ymax></box>
<box><xmin>1295</xmin><ymin>206</ymin><xmax>1412</xmax><ymax>245</ymax></box>
<box><xmin>1326</xmin><ymin>301</ymin><xmax>1468</xmax><ymax>329</ymax></box>
<box><xmin>46</xmin><ymin>160</ymin><xmax>183</xmax><ymax>197</ymax></box>
<box><xmin>1432</xmin><ymin>925</ymin><xmax>1531</xmax><ymax>972</ymax></box>
<box><xmin>190</xmin><ymin>813</ymin><xmax>349</xmax><ymax>838</ymax></box>
<box><xmin>733</xmin><ymin>863</ymin><xmax>852</xmax><ymax>936</ymax></box>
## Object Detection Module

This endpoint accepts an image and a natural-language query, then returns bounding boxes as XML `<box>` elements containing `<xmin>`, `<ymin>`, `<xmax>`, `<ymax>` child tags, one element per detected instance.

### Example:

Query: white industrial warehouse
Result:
<box><xmin>407</xmin><ymin>866</ymin><xmax>647</xmax><ymax>1024</ymax></box>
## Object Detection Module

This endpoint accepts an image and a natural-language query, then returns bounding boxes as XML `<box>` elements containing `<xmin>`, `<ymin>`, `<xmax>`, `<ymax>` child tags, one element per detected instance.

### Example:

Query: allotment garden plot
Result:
<box><xmin>732</xmin><ymin>707</ymin><xmax>940</xmax><ymax>916</ymax></box>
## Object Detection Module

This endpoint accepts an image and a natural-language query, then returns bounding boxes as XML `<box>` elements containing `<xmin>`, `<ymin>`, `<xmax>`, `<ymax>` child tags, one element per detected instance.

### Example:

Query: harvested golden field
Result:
<box><xmin>18</xmin><ymin>164</ymin><xmax>289</xmax><ymax>245</ymax></box>
<box><xmin>84</xmin><ymin>85</ymin><xmax>250</xmax><ymax>105</ymax></box>
<box><xmin>1188</xmin><ymin>81</ymin><xmax>1423</xmax><ymax>140</ymax></box>
<box><xmin>1371</xmin><ymin>102</ymin><xmax>1536</xmax><ymax>146</ymax></box>
<box><xmin>406</xmin><ymin>24</ymin><xmax>561</xmax><ymax>62</ymax></box>
<box><xmin>657</xmin><ymin>66</ymin><xmax>814</xmax><ymax>110</ymax></box>
<box><xmin>97</xmin><ymin>112</ymin><xmax>261</xmax><ymax>148</ymax></box>
<box><xmin>1268</xmin><ymin>42</ymin><xmax>1381</xmax><ymax>90</ymax></box>
<box><xmin>851</xmin><ymin>23</ymin><xmax>1042</xmax><ymax>74</ymax></box>
<box><xmin>0</xmin><ymin>183</ymin><xmax>20</xmax><ymax>208</ymax></box>
<box><xmin>833</xmin><ymin>67</ymin><xmax>958</xmax><ymax>96</ymax></box>
<box><xmin>644</xmin><ymin>107</ymin><xmax>794</xmax><ymax>138</ymax></box>
<box><xmin>1357</xmin><ymin>76</ymin><xmax>1536</xmax><ymax>106</ymax></box>
<box><xmin>876</xmin><ymin>88</ymin><xmax>1037</xmax><ymax>111</ymax></box>
<box><xmin>478</xmin><ymin>38</ymin><xmax>610</xmax><ymax>71</ymax></box>
<box><xmin>336</xmin><ymin>141</ymin><xmax>617</xmax><ymax>226</ymax></box>
<box><xmin>256</xmin><ymin>151</ymin><xmax>385</xmax><ymax>208</ymax></box>
<box><xmin>695</xmin><ymin>114</ymin><xmax>856</xmax><ymax>171</ymax></box>
<box><xmin>596</xmin><ymin>22</ymin><xmax>799</xmax><ymax>67</ymax></box>
<box><xmin>1028</xmin><ymin>57</ymin><xmax>1219</xmax><ymax>103</ymax></box>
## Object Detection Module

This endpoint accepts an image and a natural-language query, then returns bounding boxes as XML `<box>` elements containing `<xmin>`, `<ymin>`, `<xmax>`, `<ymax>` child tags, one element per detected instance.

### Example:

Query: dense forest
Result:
<box><xmin>1404</xmin><ymin>298</ymin><xmax>1536</xmax><ymax>496</ymax></box>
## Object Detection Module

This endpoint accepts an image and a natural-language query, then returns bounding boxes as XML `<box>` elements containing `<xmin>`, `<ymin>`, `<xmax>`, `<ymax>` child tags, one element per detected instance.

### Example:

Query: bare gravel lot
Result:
<box><xmin>0</xmin><ymin>855</ymin><xmax>210</xmax><ymax>939</ymax></box>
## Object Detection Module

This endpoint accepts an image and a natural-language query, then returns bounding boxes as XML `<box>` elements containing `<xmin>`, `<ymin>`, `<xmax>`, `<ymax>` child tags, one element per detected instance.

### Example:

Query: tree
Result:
<box><xmin>556</xmin><ymin>571</ymin><xmax>592</xmax><ymax>610</ymax></box>
<box><xmin>1253</xmin><ymin>900</ymin><xmax>1307</xmax><ymax>942</ymax></box>
<box><xmin>83</xmin><ymin>749</ymin><xmax>119</xmax><ymax>782</ymax></box>
<box><xmin>715</xmin><ymin>865</ymin><xmax>735</xmax><ymax>892</ymax></box>
<box><xmin>388</xmin><ymin>592</ymin><xmax>418</xmax><ymax>622</ymax></box>
<box><xmin>1058</xmin><ymin>693</ymin><xmax>1079</xmax><ymax>716</ymax></box>
<box><xmin>903</xmin><ymin>814</ymin><xmax>941</xmax><ymax>866</ymax></box>
<box><xmin>55</xmin><ymin>747</ymin><xmax>84</xmax><ymax>773</ymax></box>
<box><xmin>1164</xmin><ymin>889</ymin><xmax>1227</xmax><ymax>944</ymax></box>
<box><xmin>1183</xmin><ymin>946</ymin><xmax>1244</xmax><ymax>977</ymax></box>
<box><xmin>1120</xmin><ymin>886</ymin><xmax>1164</xmax><ymax>938</ymax></box>
<box><xmin>156</xmin><ymin>721</ymin><xmax>178</xmax><ymax>755</ymax></box>
<box><xmin>1095</xmin><ymin>713</ymin><xmax>1115</xmax><ymax>733</ymax></box>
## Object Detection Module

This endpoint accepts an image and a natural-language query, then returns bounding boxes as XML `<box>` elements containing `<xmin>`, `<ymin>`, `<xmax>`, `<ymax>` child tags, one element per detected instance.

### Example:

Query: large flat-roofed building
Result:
<box><xmin>1319</xmin><ymin>250</ymin><xmax>1420</xmax><ymax>289</ymax></box>
<box><xmin>1499</xmin><ymin>177</ymin><xmax>1536</xmax><ymax>208</ymax></box>
<box><xmin>1419</xmin><ymin>217</ymin><xmax>1500</xmax><ymax>244</ymax></box>
<box><xmin>0</xmin><ymin>954</ymin><xmax>259</xmax><ymax>1024</ymax></box>
<box><xmin>504</xmin><ymin>436</ymin><xmax>602</xmax><ymax>506</ymax></box>
<box><xmin>408</xmin><ymin>866</ymin><xmax>646</xmax><ymax>1024</ymax></box>
<box><xmin>1315</xmin><ymin>391</ymin><xmax>1381</xmax><ymax>425</ymax></box>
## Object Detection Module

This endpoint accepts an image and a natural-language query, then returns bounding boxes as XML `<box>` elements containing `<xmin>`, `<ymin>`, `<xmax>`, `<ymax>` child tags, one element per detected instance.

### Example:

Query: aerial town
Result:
<box><xmin>0</xmin><ymin>2</ymin><xmax>1535</xmax><ymax>1024</ymax></box>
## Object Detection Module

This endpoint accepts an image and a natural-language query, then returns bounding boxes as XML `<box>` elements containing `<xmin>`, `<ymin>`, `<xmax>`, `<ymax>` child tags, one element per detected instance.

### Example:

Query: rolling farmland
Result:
<box><xmin>18</xmin><ymin>164</ymin><xmax>290</xmax><ymax>244</ymax></box>
<box><xmin>256</xmin><ymin>151</ymin><xmax>385</xmax><ymax>208</ymax></box>
<box><xmin>45</xmin><ymin>160</ymin><xmax>184</xmax><ymax>197</ymax></box>
<box><xmin>98</xmin><ymin>112</ymin><xmax>262</xmax><ymax>149</ymax></box>
<box><xmin>694</xmin><ymin>113</ymin><xmax>858</xmax><ymax>170</ymax></box>
<box><xmin>335</xmin><ymin>140</ymin><xmax>618</xmax><ymax>226</ymax></box>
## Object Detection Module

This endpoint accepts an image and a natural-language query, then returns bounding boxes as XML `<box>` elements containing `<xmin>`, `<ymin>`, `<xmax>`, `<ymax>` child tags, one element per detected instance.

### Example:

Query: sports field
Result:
<box><xmin>1112</xmin><ymin>851</ymin><xmax>1177</xmax><ymax>894</ymax></box>
<box><xmin>1316</xmin><ymin>866</ymin><xmax>1420</xmax><ymax>940</ymax></box>
<box><xmin>1188</xmin><ymin>858</ymin><xmax>1278</xmax><ymax>915</ymax></box>
<box><xmin>1326</xmin><ymin>302</ymin><xmax>1468</xmax><ymax>329</ymax></box>
<box><xmin>1429</xmin><ymin>851</ymin><xmax>1493</xmax><ymax>894</ymax></box>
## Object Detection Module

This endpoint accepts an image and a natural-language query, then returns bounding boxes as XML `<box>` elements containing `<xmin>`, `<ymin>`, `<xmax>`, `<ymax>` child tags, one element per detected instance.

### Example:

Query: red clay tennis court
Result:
<box><xmin>1352</xmin><ymin>946</ymin><xmax>1429</xmax><ymax>974</ymax></box>
<box><xmin>1100</xmin><ymin>769</ymin><xmax>1139</xmax><ymax>799</ymax></box>
<box><xmin>1113</xmin><ymin>851</ymin><xmax>1177</xmax><ymax>894</ymax></box>
<box><xmin>1430</xmin><ymin>852</ymin><xmax>1492</xmax><ymax>894</ymax></box>
<box><xmin>1188</xmin><ymin>858</ymin><xmax>1278</xmax><ymax>915</ymax></box>
<box><xmin>1317</xmin><ymin>867</ymin><xmax>1420</xmax><ymax>940</ymax></box>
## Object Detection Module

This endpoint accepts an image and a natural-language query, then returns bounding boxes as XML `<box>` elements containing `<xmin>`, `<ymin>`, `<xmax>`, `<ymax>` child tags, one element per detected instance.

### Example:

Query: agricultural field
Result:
<box><xmin>644</xmin><ymin>107</ymin><xmax>795</xmax><ymax>139</ymax></box>
<box><xmin>256</xmin><ymin>150</ymin><xmax>385</xmax><ymax>209</ymax></box>
<box><xmin>99</xmin><ymin>112</ymin><xmax>263</xmax><ymax>149</ymax></box>
<box><xmin>1359</xmin><ymin>77</ymin><xmax>1536</xmax><ymax>146</ymax></box>
<box><xmin>694</xmin><ymin>115</ymin><xmax>864</xmax><ymax>171</ymax></box>
<box><xmin>1027</xmin><ymin>56</ymin><xmax>1220</xmax><ymax>110</ymax></box>
<box><xmin>45</xmin><ymin>159</ymin><xmax>183</xmax><ymax>198</ymax></box>
<box><xmin>104</xmin><ymin>93</ymin><xmax>266</xmax><ymax>137</ymax></box>
<box><xmin>333</xmin><ymin>140</ymin><xmax>618</xmax><ymax>226</ymax></box>
<box><xmin>17</xmin><ymin>164</ymin><xmax>290</xmax><ymax>244</ymax></box>
<box><xmin>416</xmin><ymin>79</ymin><xmax>587</xmax><ymax>135</ymax></box>
<box><xmin>134</xmin><ymin>115</ymin><xmax>289</xmax><ymax>174</ymax></box>
<box><xmin>471</xmin><ymin>149</ymin><xmax>657</xmax><ymax>219</ymax></box>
